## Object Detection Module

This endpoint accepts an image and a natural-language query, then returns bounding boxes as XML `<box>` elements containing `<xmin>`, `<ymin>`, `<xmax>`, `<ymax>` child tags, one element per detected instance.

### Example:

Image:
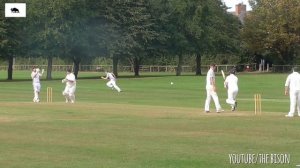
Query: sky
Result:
<box><xmin>222</xmin><ymin>0</ymin><xmax>252</xmax><ymax>12</ymax></box>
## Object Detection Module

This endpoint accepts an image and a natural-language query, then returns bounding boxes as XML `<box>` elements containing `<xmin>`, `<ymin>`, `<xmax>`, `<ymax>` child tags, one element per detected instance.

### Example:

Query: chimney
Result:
<box><xmin>235</xmin><ymin>3</ymin><xmax>246</xmax><ymax>15</ymax></box>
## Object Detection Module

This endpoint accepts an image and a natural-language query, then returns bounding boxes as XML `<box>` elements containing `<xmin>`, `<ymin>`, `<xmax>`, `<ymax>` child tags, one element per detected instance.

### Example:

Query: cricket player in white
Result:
<box><xmin>31</xmin><ymin>67</ymin><xmax>44</xmax><ymax>102</ymax></box>
<box><xmin>205</xmin><ymin>64</ymin><xmax>223</xmax><ymax>113</ymax></box>
<box><xmin>101</xmin><ymin>72</ymin><xmax>121</xmax><ymax>92</ymax></box>
<box><xmin>224</xmin><ymin>69</ymin><xmax>238</xmax><ymax>111</ymax></box>
<box><xmin>62</xmin><ymin>69</ymin><xmax>76</xmax><ymax>103</ymax></box>
<box><xmin>284</xmin><ymin>67</ymin><xmax>300</xmax><ymax>117</ymax></box>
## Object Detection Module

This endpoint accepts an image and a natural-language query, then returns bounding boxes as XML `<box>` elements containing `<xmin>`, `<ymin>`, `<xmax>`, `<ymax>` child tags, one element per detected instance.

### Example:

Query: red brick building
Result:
<box><xmin>230</xmin><ymin>3</ymin><xmax>247</xmax><ymax>24</ymax></box>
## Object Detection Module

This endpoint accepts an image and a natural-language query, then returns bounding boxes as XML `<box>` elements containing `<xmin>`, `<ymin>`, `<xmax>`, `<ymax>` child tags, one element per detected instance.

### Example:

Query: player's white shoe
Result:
<box><xmin>33</xmin><ymin>98</ymin><xmax>39</xmax><ymax>103</ymax></box>
<box><xmin>216</xmin><ymin>109</ymin><xmax>224</xmax><ymax>113</ymax></box>
<box><xmin>285</xmin><ymin>114</ymin><xmax>294</xmax><ymax>117</ymax></box>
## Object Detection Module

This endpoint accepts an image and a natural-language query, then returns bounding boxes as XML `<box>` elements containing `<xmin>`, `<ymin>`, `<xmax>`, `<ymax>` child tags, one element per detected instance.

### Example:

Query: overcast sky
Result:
<box><xmin>222</xmin><ymin>0</ymin><xmax>252</xmax><ymax>12</ymax></box>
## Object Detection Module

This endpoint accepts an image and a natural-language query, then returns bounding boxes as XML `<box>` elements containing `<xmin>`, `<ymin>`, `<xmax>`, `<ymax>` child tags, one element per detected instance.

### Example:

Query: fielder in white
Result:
<box><xmin>31</xmin><ymin>67</ymin><xmax>44</xmax><ymax>102</ymax></box>
<box><xmin>62</xmin><ymin>69</ymin><xmax>76</xmax><ymax>103</ymax></box>
<box><xmin>284</xmin><ymin>67</ymin><xmax>300</xmax><ymax>117</ymax></box>
<box><xmin>205</xmin><ymin>64</ymin><xmax>224</xmax><ymax>113</ymax></box>
<box><xmin>101</xmin><ymin>72</ymin><xmax>121</xmax><ymax>92</ymax></box>
<box><xmin>224</xmin><ymin>69</ymin><xmax>238</xmax><ymax>111</ymax></box>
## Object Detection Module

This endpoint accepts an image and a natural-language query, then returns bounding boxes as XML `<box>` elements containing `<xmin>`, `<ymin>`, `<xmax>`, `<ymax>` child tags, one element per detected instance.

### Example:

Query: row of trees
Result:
<box><xmin>0</xmin><ymin>0</ymin><xmax>241</xmax><ymax>79</ymax></box>
<box><xmin>1</xmin><ymin>0</ymin><xmax>299</xmax><ymax>80</ymax></box>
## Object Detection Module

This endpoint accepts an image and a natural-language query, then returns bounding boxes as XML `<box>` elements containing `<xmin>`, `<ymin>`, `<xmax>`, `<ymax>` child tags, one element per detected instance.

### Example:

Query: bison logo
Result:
<box><xmin>11</xmin><ymin>8</ymin><xmax>19</xmax><ymax>13</ymax></box>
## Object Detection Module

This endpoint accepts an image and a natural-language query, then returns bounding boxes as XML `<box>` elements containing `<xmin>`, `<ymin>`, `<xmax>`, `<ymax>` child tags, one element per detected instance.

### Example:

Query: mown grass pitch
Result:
<box><xmin>0</xmin><ymin>71</ymin><xmax>299</xmax><ymax>168</ymax></box>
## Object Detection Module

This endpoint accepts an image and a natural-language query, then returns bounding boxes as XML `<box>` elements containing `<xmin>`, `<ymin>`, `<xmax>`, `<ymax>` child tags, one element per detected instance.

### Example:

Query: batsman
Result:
<box><xmin>224</xmin><ymin>68</ymin><xmax>239</xmax><ymax>111</ymax></box>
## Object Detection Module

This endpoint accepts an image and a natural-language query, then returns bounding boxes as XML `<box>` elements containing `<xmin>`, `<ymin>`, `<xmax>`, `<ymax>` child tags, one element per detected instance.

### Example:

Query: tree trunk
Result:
<box><xmin>195</xmin><ymin>53</ymin><xmax>202</xmax><ymax>76</ymax></box>
<box><xmin>113</xmin><ymin>55</ymin><xmax>119</xmax><ymax>77</ymax></box>
<box><xmin>134</xmin><ymin>57</ymin><xmax>140</xmax><ymax>77</ymax></box>
<box><xmin>7</xmin><ymin>56</ymin><xmax>13</xmax><ymax>80</ymax></box>
<box><xmin>73</xmin><ymin>59</ymin><xmax>80</xmax><ymax>79</ymax></box>
<box><xmin>46</xmin><ymin>56</ymin><xmax>53</xmax><ymax>80</ymax></box>
<box><xmin>176</xmin><ymin>54</ymin><xmax>183</xmax><ymax>76</ymax></box>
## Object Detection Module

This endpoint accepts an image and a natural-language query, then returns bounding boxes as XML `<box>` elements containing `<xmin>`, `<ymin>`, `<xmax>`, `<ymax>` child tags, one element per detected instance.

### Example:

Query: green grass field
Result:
<box><xmin>0</xmin><ymin>71</ymin><xmax>299</xmax><ymax>168</ymax></box>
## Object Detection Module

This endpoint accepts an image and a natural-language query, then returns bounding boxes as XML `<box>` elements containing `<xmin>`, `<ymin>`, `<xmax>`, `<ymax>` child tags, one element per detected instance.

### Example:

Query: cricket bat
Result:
<box><xmin>221</xmin><ymin>70</ymin><xmax>226</xmax><ymax>80</ymax></box>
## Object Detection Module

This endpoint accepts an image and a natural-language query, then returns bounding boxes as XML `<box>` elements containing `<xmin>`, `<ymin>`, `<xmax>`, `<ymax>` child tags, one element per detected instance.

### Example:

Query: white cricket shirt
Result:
<box><xmin>225</xmin><ymin>74</ymin><xmax>238</xmax><ymax>91</ymax></box>
<box><xmin>206</xmin><ymin>68</ymin><xmax>215</xmax><ymax>88</ymax></box>
<box><xmin>285</xmin><ymin>72</ymin><xmax>300</xmax><ymax>91</ymax></box>
<box><xmin>31</xmin><ymin>71</ymin><xmax>41</xmax><ymax>83</ymax></box>
<box><xmin>66</xmin><ymin>73</ymin><xmax>76</xmax><ymax>87</ymax></box>
<box><xmin>106</xmin><ymin>73</ymin><xmax>116</xmax><ymax>81</ymax></box>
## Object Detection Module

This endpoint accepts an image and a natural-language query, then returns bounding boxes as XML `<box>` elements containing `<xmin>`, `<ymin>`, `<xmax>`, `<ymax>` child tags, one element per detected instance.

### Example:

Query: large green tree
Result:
<box><xmin>153</xmin><ymin>0</ymin><xmax>193</xmax><ymax>76</ymax></box>
<box><xmin>27</xmin><ymin>0</ymin><xmax>68</xmax><ymax>79</ymax></box>
<box><xmin>105</xmin><ymin>0</ymin><xmax>159</xmax><ymax>76</ymax></box>
<box><xmin>149</xmin><ymin>0</ymin><xmax>240</xmax><ymax>76</ymax></box>
<box><xmin>0</xmin><ymin>0</ymin><xmax>26</xmax><ymax>80</ymax></box>
<box><xmin>243</xmin><ymin>0</ymin><xmax>300</xmax><ymax>64</ymax></box>
<box><xmin>61</xmin><ymin>0</ymin><xmax>107</xmax><ymax>78</ymax></box>
<box><xmin>27</xmin><ymin>0</ymin><xmax>106</xmax><ymax>79</ymax></box>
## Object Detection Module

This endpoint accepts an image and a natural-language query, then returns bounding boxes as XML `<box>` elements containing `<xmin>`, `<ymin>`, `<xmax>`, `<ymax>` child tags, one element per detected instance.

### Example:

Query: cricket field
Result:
<box><xmin>0</xmin><ymin>71</ymin><xmax>299</xmax><ymax>168</ymax></box>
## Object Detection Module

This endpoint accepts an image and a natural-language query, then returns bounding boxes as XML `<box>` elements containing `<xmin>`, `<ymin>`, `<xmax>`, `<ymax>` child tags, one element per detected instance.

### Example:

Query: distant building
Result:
<box><xmin>229</xmin><ymin>3</ymin><xmax>247</xmax><ymax>24</ymax></box>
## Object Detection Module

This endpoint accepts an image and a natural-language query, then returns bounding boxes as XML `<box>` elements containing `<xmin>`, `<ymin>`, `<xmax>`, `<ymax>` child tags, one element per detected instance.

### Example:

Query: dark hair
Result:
<box><xmin>230</xmin><ymin>69</ymin><xmax>236</xmax><ymax>74</ymax></box>
<box><xmin>67</xmin><ymin>68</ymin><xmax>72</xmax><ymax>73</ymax></box>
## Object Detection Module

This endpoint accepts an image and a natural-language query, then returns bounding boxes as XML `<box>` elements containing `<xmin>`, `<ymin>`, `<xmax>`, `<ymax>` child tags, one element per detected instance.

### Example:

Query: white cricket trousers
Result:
<box><xmin>62</xmin><ymin>85</ymin><xmax>76</xmax><ymax>103</ymax></box>
<box><xmin>287</xmin><ymin>90</ymin><xmax>300</xmax><ymax>116</ymax></box>
<box><xmin>205</xmin><ymin>86</ymin><xmax>222</xmax><ymax>111</ymax></box>
<box><xmin>106</xmin><ymin>80</ymin><xmax>121</xmax><ymax>92</ymax></box>
<box><xmin>226</xmin><ymin>89</ymin><xmax>238</xmax><ymax>107</ymax></box>
<box><xmin>33</xmin><ymin>82</ymin><xmax>41</xmax><ymax>102</ymax></box>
